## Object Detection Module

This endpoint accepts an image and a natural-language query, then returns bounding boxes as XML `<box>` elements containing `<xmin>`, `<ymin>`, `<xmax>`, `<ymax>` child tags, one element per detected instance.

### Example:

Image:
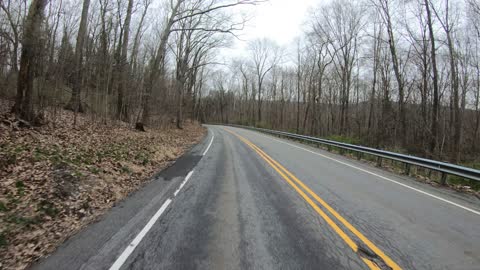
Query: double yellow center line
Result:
<box><xmin>224</xmin><ymin>129</ymin><xmax>401</xmax><ymax>270</ymax></box>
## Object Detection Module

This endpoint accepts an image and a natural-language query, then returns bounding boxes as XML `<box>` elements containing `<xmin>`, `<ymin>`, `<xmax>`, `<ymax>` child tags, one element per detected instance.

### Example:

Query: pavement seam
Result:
<box><xmin>107</xmin><ymin>130</ymin><xmax>214</xmax><ymax>270</ymax></box>
<box><xmin>174</xmin><ymin>170</ymin><xmax>194</xmax><ymax>197</ymax></box>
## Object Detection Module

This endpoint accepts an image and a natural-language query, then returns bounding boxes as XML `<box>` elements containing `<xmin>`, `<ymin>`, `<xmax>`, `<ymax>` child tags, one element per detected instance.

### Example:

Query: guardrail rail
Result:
<box><xmin>225</xmin><ymin>124</ymin><xmax>480</xmax><ymax>184</ymax></box>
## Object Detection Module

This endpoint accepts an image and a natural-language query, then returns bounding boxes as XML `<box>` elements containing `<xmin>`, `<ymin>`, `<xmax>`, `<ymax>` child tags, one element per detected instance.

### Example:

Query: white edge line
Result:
<box><xmin>240</xmin><ymin>128</ymin><xmax>480</xmax><ymax>216</ymax></box>
<box><xmin>109</xmin><ymin>198</ymin><xmax>172</xmax><ymax>270</ymax></box>
<box><xmin>110</xmin><ymin>133</ymin><xmax>200</xmax><ymax>269</ymax></box>
<box><xmin>202</xmin><ymin>131</ymin><xmax>215</xmax><ymax>156</ymax></box>
<box><xmin>173</xmin><ymin>170</ymin><xmax>194</xmax><ymax>197</ymax></box>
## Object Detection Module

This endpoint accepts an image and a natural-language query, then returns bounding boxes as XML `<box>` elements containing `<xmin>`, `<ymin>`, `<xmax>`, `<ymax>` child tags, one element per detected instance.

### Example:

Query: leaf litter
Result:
<box><xmin>0</xmin><ymin>100</ymin><xmax>206</xmax><ymax>269</ymax></box>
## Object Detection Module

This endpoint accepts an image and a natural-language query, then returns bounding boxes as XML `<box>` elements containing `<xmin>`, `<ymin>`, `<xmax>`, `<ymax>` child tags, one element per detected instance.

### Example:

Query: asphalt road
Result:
<box><xmin>32</xmin><ymin>125</ymin><xmax>480</xmax><ymax>270</ymax></box>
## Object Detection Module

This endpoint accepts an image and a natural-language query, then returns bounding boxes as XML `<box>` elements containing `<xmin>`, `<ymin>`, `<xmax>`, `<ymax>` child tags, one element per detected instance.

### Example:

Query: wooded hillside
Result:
<box><xmin>0</xmin><ymin>0</ymin><xmax>257</xmax><ymax>128</ymax></box>
<box><xmin>203</xmin><ymin>0</ymin><xmax>480</xmax><ymax>165</ymax></box>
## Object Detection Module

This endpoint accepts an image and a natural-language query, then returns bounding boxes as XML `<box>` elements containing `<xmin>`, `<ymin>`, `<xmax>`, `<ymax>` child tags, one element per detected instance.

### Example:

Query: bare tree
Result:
<box><xmin>430</xmin><ymin>0</ymin><xmax>463</xmax><ymax>162</ymax></box>
<box><xmin>13</xmin><ymin>0</ymin><xmax>48</xmax><ymax>122</ymax></box>
<box><xmin>0</xmin><ymin>0</ymin><xmax>27</xmax><ymax>73</ymax></box>
<box><xmin>116</xmin><ymin>0</ymin><xmax>134</xmax><ymax>121</ymax></box>
<box><xmin>424</xmin><ymin>0</ymin><xmax>441</xmax><ymax>157</ymax></box>
<box><xmin>138</xmin><ymin>0</ymin><xmax>260</xmax><ymax>128</ymax></box>
<box><xmin>313</xmin><ymin>0</ymin><xmax>363</xmax><ymax>135</ymax></box>
<box><xmin>248</xmin><ymin>38</ymin><xmax>280</xmax><ymax>124</ymax></box>
<box><xmin>375</xmin><ymin>0</ymin><xmax>407</xmax><ymax>147</ymax></box>
<box><xmin>65</xmin><ymin>0</ymin><xmax>91</xmax><ymax>124</ymax></box>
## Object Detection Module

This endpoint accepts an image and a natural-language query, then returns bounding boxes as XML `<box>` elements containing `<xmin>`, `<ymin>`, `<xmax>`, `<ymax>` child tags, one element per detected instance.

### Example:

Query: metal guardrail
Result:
<box><xmin>227</xmin><ymin>124</ymin><xmax>480</xmax><ymax>184</ymax></box>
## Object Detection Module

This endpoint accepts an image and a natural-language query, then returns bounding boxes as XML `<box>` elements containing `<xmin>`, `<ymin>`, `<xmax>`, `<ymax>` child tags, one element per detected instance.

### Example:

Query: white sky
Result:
<box><xmin>220</xmin><ymin>0</ymin><xmax>320</xmax><ymax>59</ymax></box>
<box><xmin>243</xmin><ymin>0</ymin><xmax>318</xmax><ymax>45</ymax></box>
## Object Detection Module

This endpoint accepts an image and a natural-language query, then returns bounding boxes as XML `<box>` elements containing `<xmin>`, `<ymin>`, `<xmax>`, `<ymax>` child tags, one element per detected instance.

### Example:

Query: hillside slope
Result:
<box><xmin>0</xmin><ymin>100</ymin><xmax>205</xmax><ymax>269</ymax></box>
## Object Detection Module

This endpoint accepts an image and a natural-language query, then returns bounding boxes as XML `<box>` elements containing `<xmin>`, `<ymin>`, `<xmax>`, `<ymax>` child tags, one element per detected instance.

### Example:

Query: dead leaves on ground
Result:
<box><xmin>0</xmin><ymin>100</ymin><xmax>206</xmax><ymax>270</ymax></box>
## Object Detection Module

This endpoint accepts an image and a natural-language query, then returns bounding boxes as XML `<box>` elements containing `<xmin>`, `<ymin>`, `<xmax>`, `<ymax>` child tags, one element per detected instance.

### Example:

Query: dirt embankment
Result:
<box><xmin>0</xmin><ymin>101</ymin><xmax>206</xmax><ymax>269</ymax></box>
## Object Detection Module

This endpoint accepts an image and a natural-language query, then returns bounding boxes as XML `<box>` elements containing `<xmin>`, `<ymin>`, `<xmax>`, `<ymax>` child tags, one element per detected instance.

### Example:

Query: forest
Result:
<box><xmin>202</xmin><ymin>0</ymin><xmax>480</xmax><ymax>165</ymax></box>
<box><xmin>1</xmin><ymin>0</ymin><xmax>479</xmax><ymax>164</ymax></box>
<box><xmin>0</xmin><ymin>0</ymin><xmax>257</xmax><ymax>128</ymax></box>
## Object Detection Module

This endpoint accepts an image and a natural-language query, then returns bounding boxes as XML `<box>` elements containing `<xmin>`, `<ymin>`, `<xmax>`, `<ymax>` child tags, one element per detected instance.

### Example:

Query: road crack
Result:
<box><xmin>356</xmin><ymin>242</ymin><xmax>392</xmax><ymax>270</ymax></box>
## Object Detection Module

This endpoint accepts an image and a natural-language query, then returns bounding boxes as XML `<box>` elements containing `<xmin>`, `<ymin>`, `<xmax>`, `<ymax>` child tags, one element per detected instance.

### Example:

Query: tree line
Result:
<box><xmin>202</xmin><ymin>0</ymin><xmax>480</xmax><ymax>164</ymax></box>
<box><xmin>0</xmin><ymin>0</ymin><xmax>258</xmax><ymax>129</ymax></box>
<box><xmin>2</xmin><ymin>0</ymin><xmax>479</xmax><ymax>164</ymax></box>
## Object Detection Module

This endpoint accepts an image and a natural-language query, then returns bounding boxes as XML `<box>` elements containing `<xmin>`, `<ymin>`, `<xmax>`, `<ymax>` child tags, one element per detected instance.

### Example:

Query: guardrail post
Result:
<box><xmin>339</xmin><ymin>148</ymin><xmax>345</xmax><ymax>155</ymax></box>
<box><xmin>404</xmin><ymin>163</ymin><xmax>411</xmax><ymax>176</ymax></box>
<box><xmin>357</xmin><ymin>152</ymin><xmax>362</xmax><ymax>160</ymax></box>
<box><xmin>376</xmin><ymin>157</ymin><xmax>382</xmax><ymax>167</ymax></box>
<box><xmin>440</xmin><ymin>172</ymin><xmax>447</xmax><ymax>185</ymax></box>
<box><xmin>327</xmin><ymin>145</ymin><xmax>331</xmax><ymax>152</ymax></box>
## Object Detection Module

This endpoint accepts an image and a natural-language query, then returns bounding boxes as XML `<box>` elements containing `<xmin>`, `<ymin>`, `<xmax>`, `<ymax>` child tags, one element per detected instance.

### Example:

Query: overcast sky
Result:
<box><xmin>220</xmin><ymin>0</ymin><xmax>319</xmax><ymax>59</ymax></box>
<box><xmin>243</xmin><ymin>0</ymin><xmax>317</xmax><ymax>45</ymax></box>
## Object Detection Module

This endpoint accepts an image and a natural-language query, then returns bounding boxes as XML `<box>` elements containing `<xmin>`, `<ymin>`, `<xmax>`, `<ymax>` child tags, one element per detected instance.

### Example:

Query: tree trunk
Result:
<box><xmin>139</xmin><ymin>0</ymin><xmax>183</xmax><ymax>126</ymax></box>
<box><xmin>66</xmin><ymin>0</ymin><xmax>90</xmax><ymax>116</ymax></box>
<box><xmin>382</xmin><ymin>0</ymin><xmax>406</xmax><ymax>147</ymax></box>
<box><xmin>12</xmin><ymin>39</ymin><xmax>19</xmax><ymax>73</ymax></box>
<box><xmin>474</xmin><ymin>66</ymin><xmax>480</xmax><ymax>152</ymax></box>
<box><xmin>117</xmin><ymin>0</ymin><xmax>134</xmax><ymax>121</ymax></box>
<box><xmin>420</xmin><ymin>41</ymin><xmax>429</xmax><ymax>154</ymax></box>
<box><xmin>177</xmin><ymin>90</ymin><xmax>184</xmax><ymax>129</ymax></box>
<box><xmin>445</xmin><ymin>24</ymin><xmax>461</xmax><ymax>162</ymax></box>
<box><xmin>257</xmin><ymin>81</ymin><xmax>262</xmax><ymax>123</ymax></box>
<box><xmin>14</xmin><ymin>0</ymin><xmax>48</xmax><ymax>122</ymax></box>
<box><xmin>425</xmin><ymin>0</ymin><xmax>440</xmax><ymax>158</ymax></box>
<box><xmin>130</xmin><ymin>0</ymin><xmax>150</xmax><ymax>72</ymax></box>
<box><xmin>368</xmin><ymin>52</ymin><xmax>378</xmax><ymax>135</ymax></box>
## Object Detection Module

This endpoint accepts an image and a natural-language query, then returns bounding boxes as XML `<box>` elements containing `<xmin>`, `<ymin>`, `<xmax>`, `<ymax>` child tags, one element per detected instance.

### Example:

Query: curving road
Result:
<box><xmin>32</xmin><ymin>125</ymin><xmax>480</xmax><ymax>270</ymax></box>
